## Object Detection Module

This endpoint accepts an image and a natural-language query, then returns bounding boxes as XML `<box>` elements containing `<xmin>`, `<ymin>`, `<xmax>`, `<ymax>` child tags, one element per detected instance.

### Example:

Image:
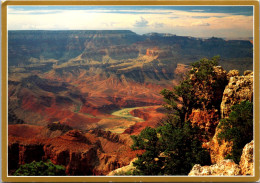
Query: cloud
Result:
<box><xmin>154</xmin><ymin>23</ymin><xmax>165</xmax><ymax>28</ymax></box>
<box><xmin>134</xmin><ymin>17</ymin><xmax>149</xmax><ymax>27</ymax></box>
<box><xmin>191</xmin><ymin>21</ymin><xmax>211</xmax><ymax>26</ymax></box>
<box><xmin>191</xmin><ymin>10</ymin><xmax>205</xmax><ymax>12</ymax></box>
<box><xmin>169</xmin><ymin>16</ymin><xmax>180</xmax><ymax>19</ymax></box>
<box><xmin>7</xmin><ymin>6</ymin><xmax>253</xmax><ymax>39</ymax></box>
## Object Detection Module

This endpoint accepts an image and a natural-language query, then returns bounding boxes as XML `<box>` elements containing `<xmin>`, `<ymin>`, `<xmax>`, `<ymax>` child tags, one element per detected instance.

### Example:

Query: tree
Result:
<box><xmin>131</xmin><ymin>127</ymin><xmax>164</xmax><ymax>175</ymax></box>
<box><xmin>160</xmin><ymin>56</ymin><xmax>222</xmax><ymax>124</ymax></box>
<box><xmin>14</xmin><ymin>160</ymin><xmax>66</xmax><ymax>176</ymax></box>
<box><xmin>131</xmin><ymin>120</ymin><xmax>211</xmax><ymax>175</ymax></box>
<box><xmin>131</xmin><ymin>57</ymin><xmax>222</xmax><ymax>175</ymax></box>
<box><xmin>218</xmin><ymin>101</ymin><xmax>253</xmax><ymax>163</ymax></box>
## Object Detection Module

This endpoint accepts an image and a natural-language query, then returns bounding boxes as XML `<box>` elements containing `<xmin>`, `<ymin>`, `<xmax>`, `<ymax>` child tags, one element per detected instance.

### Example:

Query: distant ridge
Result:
<box><xmin>8</xmin><ymin>30</ymin><xmax>253</xmax><ymax>72</ymax></box>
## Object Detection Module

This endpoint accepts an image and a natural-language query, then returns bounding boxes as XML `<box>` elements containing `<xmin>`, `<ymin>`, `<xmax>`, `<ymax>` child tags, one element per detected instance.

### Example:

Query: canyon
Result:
<box><xmin>7</xmin><ymin>30</ymin><xmax>254</xmax><ymax>175</ymax></box>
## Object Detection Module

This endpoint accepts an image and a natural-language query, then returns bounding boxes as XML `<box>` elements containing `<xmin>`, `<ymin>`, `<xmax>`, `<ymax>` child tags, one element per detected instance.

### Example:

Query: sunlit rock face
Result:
<box><xmin>208</xmin><ymin>71</ymin><xmax>253</xmax><ymax>164</ymax></box>
<box><xmin>221</xmin><ymin>71</ymin><xmax>253</xmax><ymax>119</ymax></box>
<box><xmin>189</xmin><ymin>141</ymin><xmax>254</xmax><ymax>176</ymax></box>
<box><xmin>239</xmin><ymin>140</ymin><xmax>254</xmax><ymax>175</ymax></box>
<box><xmin>188</xmin><ymin>66</ymin><xmax>227</xmax><ymax>140</ymax></box>
<box><xmin>189</xmin><ymin>159</ymin><xmax>241</xmax><ymax>176</ymax></box>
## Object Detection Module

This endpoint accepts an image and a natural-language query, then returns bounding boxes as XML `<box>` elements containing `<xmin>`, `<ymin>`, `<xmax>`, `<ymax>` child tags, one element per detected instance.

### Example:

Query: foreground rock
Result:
<box><xmin>208</xmin><ymin>122</ymin><xmax>233</xmax><ymax>164</ymax></box>
<box><xmin>189</xmin><ymin>159</ymin><xmax>241</xmax><ymax>176</ymax></box>
<box><xmin>240</xmin><ymin>140</ymin><xmax>254</xmax><ymax>175</ymax></box>
<box><xmin>107</xmin><ymin>158</ymin><xmax>137</xmax><ymax>175</ymax></box>
<box><xmin>189</xmin><ymin>141</ymin><xmax>254</xmax><ymax>176</ymax></box>
<box><xmin>209</xmin><ymin>72</ymin><xmax>253</xmax><ymax>163</ymax></box>
<box><xmin>221</xmin><ymin>70</ymin><xmax>253</xmax><ymax>118</ymax></box>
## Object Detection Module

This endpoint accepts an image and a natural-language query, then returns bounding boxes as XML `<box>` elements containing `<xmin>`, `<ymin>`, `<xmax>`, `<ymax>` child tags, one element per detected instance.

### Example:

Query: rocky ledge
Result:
<box><xmin>189</xmin><ymin>140</ymin><xmax>254</xmax><ymax>176</ymax></box>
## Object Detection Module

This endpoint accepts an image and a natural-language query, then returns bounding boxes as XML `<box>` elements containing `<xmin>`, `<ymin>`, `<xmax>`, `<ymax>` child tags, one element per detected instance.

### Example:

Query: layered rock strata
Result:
<box><xmin>8</xmin><ymin>127</ymin><xmax>141</xmax><ymax>175</ymax></box>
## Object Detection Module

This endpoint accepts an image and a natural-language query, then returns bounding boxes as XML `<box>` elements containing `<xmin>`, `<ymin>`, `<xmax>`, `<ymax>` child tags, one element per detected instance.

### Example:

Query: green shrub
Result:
<box><xmin>131</xmin><ymin>122</ymin><xmax>211</xmax><ymax>175</ymax></box>
<box><xmin>14</xmin><ymin>160</ymin><xmax>66</xmax><ymax>176</ymax></box>
<box><xmin>218</xmin><ymin>101</ymin><xmax>253</xmax><ymax>163</ymax></box>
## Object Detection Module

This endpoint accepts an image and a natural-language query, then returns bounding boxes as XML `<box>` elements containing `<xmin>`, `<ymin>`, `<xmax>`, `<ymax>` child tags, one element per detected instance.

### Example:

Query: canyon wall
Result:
<box><xmin>8</xmin><ymin>127</ymin><xmax>141</xmax><ymax>175</ymax></box>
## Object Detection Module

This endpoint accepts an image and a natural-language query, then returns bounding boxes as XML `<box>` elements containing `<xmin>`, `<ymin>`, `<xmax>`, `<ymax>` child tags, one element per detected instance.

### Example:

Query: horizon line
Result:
<box><xmin>7</xmin><ymin>29</ymin><xmax>253</xmax><ymax>40</ymax></box>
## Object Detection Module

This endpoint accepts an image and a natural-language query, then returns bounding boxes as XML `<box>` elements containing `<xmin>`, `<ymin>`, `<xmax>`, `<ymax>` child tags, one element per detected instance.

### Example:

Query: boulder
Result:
<box><xmin>188</xmin><ymin>159</ymin><xmax>241</xmax><ymax>176</ymax></box>
<box><xmin>239</xmin><ymin>140</ymin><xmax>254</xmax><ymax>175</ymax></box>
<box><xmin>227</xmin><ymin>70</ymin><xmax>240</xmax><ymax>80</ymax></box>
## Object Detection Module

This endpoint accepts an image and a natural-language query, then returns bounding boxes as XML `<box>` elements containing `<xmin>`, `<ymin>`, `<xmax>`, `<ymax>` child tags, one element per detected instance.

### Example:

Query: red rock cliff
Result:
<box><xmin>188</xmin><ymin>66</ymin><xmax>227</xmax><ymax>139</ymax></box>
<box><xmin>8</xmin><ymin>126</ymin><xmax>141</xmax><ymax>175</ymax></box>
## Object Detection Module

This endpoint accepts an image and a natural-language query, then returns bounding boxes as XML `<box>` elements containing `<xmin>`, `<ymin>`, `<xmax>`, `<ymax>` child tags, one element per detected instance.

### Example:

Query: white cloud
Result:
<box><xmin>134</xmin><ymin>17</ymin><xmax>149</xmax><ymax>27</ymax></box>
<box><xmin>7</xmin><ymin>7</ymin><xmax>253</xmax><ymax>38</ymax></box>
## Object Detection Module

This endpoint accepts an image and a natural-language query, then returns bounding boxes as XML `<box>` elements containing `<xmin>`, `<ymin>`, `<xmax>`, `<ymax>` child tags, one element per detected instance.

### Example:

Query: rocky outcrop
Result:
<box><xmin>189</xmin><ymin>109</ymin><xmax>219</xmax><ymax>140</ymax></box>
<box><xmin>8</xmin><ymin>127</ymin><xmax>140</xmax><ymax>175</ymax></box>
<box><xmin>146</xmin><ymin>47</ymin><xmax>160</xmax><ymax>57</ymax></box>
<box><xmin>107</xmin><ymin>158</ymin><xmax>137</xmax><ymax>175</ymax></box>
<box><xmin>208</xmin><ymin>71</ymin><xmax>253</xmax><ymax>163</ymax></box>
<box><xmin>174</xmin><ymin>63</ymin><xmax>190</xmax><ymax>81</ymax></box>
<box><xmin>227</xmin><ymin>69</ymin><xmax>239</xmax><ymax>80</ymax></box>
<box><xmin>90</xmin><ymin>129</ymin><xmax>126</xmax><ymax>144</ymax></box>
<box><xmin>145</xmin><ymin>47</ymin><xmax>172</xmax><ymax>59</ymax></box>
<box><xmin>123</xmin><ymin>106</ymin><xmax>166</xmax><ymax>135</ymax></box>
<box><xmin>60</xmin><ymin>130</ymin><xmax>91</xmax><ymax>144</ymax></box>
<box><xmin>189</xmin><ymin>141</ymin><xmax>254</xmax><ymax>176</ymax></box>
<box><xmin>221</xmin><ymin>71</ymin><xmax>253</xmax><ymax>118</ymax></box>
<box><xmin>240</xmin><ymin>140</ymin><xmax>254</xmax><ymax>175</ymax></box>
<box><xmin>189</xmin><ymin>159</ymin><xmax>241</xmax><ymax>176</ymax></box>
<box><xmin>188</xmin><ymin>66</ymin><xmax>227</xmax><ymax>139</ymax></box>
<box><xmin>130</xmin><ymin>109</ymin><xmax>150</xmax><ymax>121</ymax></box>
<box><xmin>208</xmin><ymin>124</ymin><xmax>233</xmax><ymax>164</ymax></box>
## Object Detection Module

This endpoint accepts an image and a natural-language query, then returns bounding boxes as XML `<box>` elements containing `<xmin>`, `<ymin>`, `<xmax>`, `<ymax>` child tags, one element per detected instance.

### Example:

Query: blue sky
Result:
<box><xmin>8</xmin><ymin>6</ymin><xmax>253</xmax><ymax>39</ymax></box>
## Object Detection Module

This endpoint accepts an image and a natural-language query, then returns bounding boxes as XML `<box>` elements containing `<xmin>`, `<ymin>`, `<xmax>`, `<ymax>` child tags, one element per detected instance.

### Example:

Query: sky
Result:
<box><xmin>7</xmin><ymin>6</ymin><xmax>253</xmax><ymax>39</ymax></box>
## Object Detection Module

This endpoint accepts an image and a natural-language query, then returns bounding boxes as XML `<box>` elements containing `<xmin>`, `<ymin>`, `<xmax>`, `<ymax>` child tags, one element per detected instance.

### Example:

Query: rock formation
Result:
<box><xmin>189</xmin><ymin>141</ymin><xmax>254</xmax><ymax>176</ymax></box>
<box><xmin>173</xmin><ymin>63</ymin><xmax>190</xmax><ymax>82</ymax></box>
<box><xmin>7</xmin><ymin>30</ymin><xmax>254</xmax><ymax>176</ymax></box>
<box><xmin>189</xmin><ymin>159</ymin><xmax>241</xmax><ymax>176</ymax></box>
<box><xmin>189</xmin><ymin>109</ymin><xmax>219</xmax><ymax>140</ymax></box>
<box><xmin>226</xmin><ymin>69</ymin><xmax>240</xmax><ymax>80</ymax></box>
<box><xmin>240</xmin><ymin>140</ymin><xmax>254</xmax><ymax>175</ymax></box>
<box><xmin>208</xmin><ymin>71</ymin><xmax>253</xmax><ymax>163</ymax></box>
<box><xmin>221</xmin><ymin>70</ymin><xmax>253</xmax><ymax>118</ymax></box>
<box><xmin>188</xmin><ymin>66</ymin><xmax>227</xmax><ymax>139</ymax></box>
<box><xmin>8</xmin><ymin>126</ymin><xmax>141</xmax><ymax>175</ymax></box>
<box><xmin>107</xmin><ymin>158</ymin><xmax>137</xmax><ymax>175</ymax></box>
<box><xmin>146</xmin><ymin>47</ymin><xmax>160</xmax><ymax>57</ymax></box>
<box><xmin>208</xmin><ymin>125</ymin><xmax>233</xmax><ymax>164</ymax></box>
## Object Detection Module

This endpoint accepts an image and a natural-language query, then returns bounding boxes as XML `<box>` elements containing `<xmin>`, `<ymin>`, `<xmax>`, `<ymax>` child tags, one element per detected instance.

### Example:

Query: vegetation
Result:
<box><xmin>160</xmin><ymin>56</ymin><xmax>222</xmax><ymax>124</ymax></box>
<box><xmin>131</xmin><ymin>123</ymin><xmax>210</xmax><ymax>175</ymax></box>
<box><xmin>130</xmin><ymin>57</ymin><xmax>221</xmax><ymax>175</ymax></box>
<box><xmin>14</xmin><ymin>160</ymin><xmax>66</xmax><ymax>176</ymax></box>
<box><xmin>218</xmin><ymin>101</ymin><xmax>253</xmax><ymax>163</ymax></box>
